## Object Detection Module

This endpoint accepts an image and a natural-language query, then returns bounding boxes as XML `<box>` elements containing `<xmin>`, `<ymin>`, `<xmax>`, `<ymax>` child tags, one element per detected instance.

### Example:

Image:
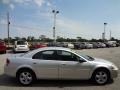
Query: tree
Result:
<box><xmin>76</xmin><ymin>37</ymin><xmax>82</xmax><ymax>41</ymax></box>
<box><xmin>15</xmin><ymin>37</ymin><xmax>20</xmax><ymax>41</ymax></box>
<box><xmin>31</xmin><ymin>36</ymin><xmax>35</xmax><ymax>41</ymax></box>
<box><xmin>21</xmin><ymin>37</ymin><xmax>26</xmax><ymax>41</ymax></box>
<box><xmin>110</xmin><ymin>37</ymin><xmax>115</xmax><ymax>41</ymax></box>
<box><xmin>90</xmin><ymin>38</ymin><xmax>98</xmax><ymax>42</ymax></box>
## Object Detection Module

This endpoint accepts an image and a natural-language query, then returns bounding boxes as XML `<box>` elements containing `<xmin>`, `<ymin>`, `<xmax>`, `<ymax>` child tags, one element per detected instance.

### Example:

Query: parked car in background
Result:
<box><xmin>91</xmin><ymin>42</ymin><xmax>99</xmax><ymax>48</ymax></box>
<box><xmin>30</xmin><ymin>42</ymin><xmax>47</xmax><ymax>50</ymax></box>
<box><xmin>79</xmin><ymin>42</ymin><xmax>86</xmax><ymax>49</ymax></box>
<box><xmin>104</xmin><ymin>42</ymin><xmax>111</xmax><ymax>48</ymax></box>
<box><xmin>97</xmin><ymin>42</ymin><xmax>106</xmax><ymax>48</ymax></box>
<box><xmin>67</xmin><ymin>43</ymin><xmax>74</xmax><ymax>49</ymax></box>
<box><xmin>13</xmin><ymin>40</ymin><xmax>29</xmax><ymax>53</ymax></box>
<box><xmin>107</xmin><ymin>41</ymin><xmax>117</xmax><ymax>47</ymax></box>
<box><xmin>85</xmin><ymin>42</ymin><xmax>93</xmax><ymax>49</ymax></box>
<box><xmin>47</xmin><ymin>42</ymin><xmax>56</xmax><ymax>47</ymax></box>
<box><xmin>60</xmin><ymin>42</ymin><xmax>68</xmax><ymax>47</ymax></box>
<box><xmin>0</xmin><ymin>40</ymin><xmax>6</xmax><ymax>54</ymax></box>
<box><xmin>4</xmin><ymin>47</ymin><xmax>118</xmax><ymax>85</ymax></box>
<box><xmin>73</xmin><ymin>42</ymin><xmax>80</xmax><ymax>49</ymax></box>
<box><xmin>116</xmin><ymin>43</ymin><xmax>120</xmax><ymax>47</ymax></box>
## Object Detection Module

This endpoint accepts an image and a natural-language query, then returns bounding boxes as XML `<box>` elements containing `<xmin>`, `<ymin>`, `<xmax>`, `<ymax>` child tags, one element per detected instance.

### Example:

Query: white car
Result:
<box><xmin>67</xmin><ymin>43</ymin><xmax>74</xmax><ymax>49</ymax></box>
<box><xmin>13</xmin><ymin>40</ymin><xmax>29</xmax><ymax>53</ymax></box>
<box><xmin>4</xmin><ymin>47</ymin><xmax>118</xmax><ymax>85</ymax></box>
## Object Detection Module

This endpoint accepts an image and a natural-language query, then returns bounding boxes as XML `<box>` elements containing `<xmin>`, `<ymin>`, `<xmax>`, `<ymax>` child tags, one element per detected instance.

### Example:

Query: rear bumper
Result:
<box><xmin>14</xmin><ymin>48</ymin><xmax>29</xmax><ymax>52</ymax></box>
<box><xmin>0</xmin><ymin>48</ymin><xmax>6</xmax><ymax>52</ymax></box>
<box><xmin>4</xmin><ymin>65</ymin><xmax>16</xmax><ymax>77</ymax></box>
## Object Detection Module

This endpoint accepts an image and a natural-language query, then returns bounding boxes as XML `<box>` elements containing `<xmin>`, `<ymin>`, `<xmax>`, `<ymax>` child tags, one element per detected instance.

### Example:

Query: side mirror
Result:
<box><xmin>79</xmin><ymin>58</ymin><xmax>86</xmax><ymax>63</ymax></box>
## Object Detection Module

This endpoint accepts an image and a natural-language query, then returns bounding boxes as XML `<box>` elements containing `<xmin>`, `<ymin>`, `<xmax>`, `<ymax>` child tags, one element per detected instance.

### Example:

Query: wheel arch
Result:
<box><xmin>16</xmin><ymin>66</ymin><xmax>36</xmax><ymax>79</ymax></box>
<box><xmin>91</xmin><ymin>67</ymin><xmax>111</xmax><ymax>79</ymax></box>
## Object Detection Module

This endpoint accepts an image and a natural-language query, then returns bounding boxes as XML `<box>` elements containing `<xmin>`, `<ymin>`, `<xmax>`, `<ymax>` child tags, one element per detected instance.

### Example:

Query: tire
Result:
<box><xmin>92</xmin><ymin>69</ymin><xmax>110</xmax><ymax>85</ymax></box>
<box><xmin>17</xmin><ymin>69</ymin><xmax>36</xmax><ymax>86</ymax></box>
<box><xmin>4</xmin><ymin>51</ymin><xmax>6</xmax><ymax>54</ymax></box>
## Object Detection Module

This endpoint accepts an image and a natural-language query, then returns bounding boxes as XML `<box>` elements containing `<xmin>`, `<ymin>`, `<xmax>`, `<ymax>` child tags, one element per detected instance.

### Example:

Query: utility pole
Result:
<box><xmin>52</xmin><ymin>10</ymin><xmax>59</xmax><ymax>43</ymax></box>
<box><xmin>110</xmin><ymin>30</ymin><xmax>111</xmax><ymax>40</ymax></box>
<box><xmin>104</xmin><ymin>23</ymin><xmax>107</xmax><ymax>41</ymax></box>
<box><xmin>7</xmin><ymin>12</ymin><xmax>10</xmax><ymax>48</ymax></box>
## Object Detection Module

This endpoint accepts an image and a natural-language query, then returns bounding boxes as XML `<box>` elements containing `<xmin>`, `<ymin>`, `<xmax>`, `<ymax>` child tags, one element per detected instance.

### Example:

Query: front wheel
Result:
<box><xmin>17</xmin><ymin>70</ymin><xmax>35</xmax><ymax>85</ymax></box>
<box><xmin>93</xmin><ymin>70</ymin><xmax>110</xmax><ymax>85</ymax></box>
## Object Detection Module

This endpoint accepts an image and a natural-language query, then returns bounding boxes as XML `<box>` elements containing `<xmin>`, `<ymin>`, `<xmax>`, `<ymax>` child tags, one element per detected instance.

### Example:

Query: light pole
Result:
<box><xmin>7</xmin><ymin>12</ymin><xmax>10</xmax><ymax>48</ymax></box>
<box><xmin>104</xmin><ymin>23</ymin><xmax>107</xmax><ymax>41</ymax></box>
<box><xmin>52</xmin><ymin>10</ymin><xmax>59</xmax><ymax>43</ymax></box>
<box><xmin>110</xmin><ymin>30</ymin><xmax>111</xmax><ymax>40</ymax></box>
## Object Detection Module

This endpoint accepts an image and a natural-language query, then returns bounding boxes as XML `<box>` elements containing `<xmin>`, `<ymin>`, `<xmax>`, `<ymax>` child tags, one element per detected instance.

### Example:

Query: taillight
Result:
<box><xmin>6</xmin><ymin>59</ymin><xmax>10</xmax><ymax>66</ymax></box>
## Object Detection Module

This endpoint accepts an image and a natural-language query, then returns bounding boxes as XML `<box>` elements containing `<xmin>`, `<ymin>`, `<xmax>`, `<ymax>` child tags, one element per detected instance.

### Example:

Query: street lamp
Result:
<box><xmin>7</xmin><ymin>12</ymin><xmax>10</xmax><ymax>48</ymax></box>
<box><xmin>104</xmin><ymin>23</ymin><xmax>107</xmax><ymax>41</ymax></box>
<box><xmin>52</xmin><ymin>10</ymin><xmax>59</xmax><ymax>43</ymax></box>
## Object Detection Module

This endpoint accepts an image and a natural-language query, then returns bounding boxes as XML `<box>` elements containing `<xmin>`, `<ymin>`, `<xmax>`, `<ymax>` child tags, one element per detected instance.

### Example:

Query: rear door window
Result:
<box><xmin>32</xmin><ymin>50</ymin><xmax>57</xmax><ymax>60</ymax></box>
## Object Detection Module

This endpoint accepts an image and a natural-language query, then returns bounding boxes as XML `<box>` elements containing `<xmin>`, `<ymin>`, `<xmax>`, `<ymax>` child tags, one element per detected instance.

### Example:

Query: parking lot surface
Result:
<box><xmin>0</xmin><ymin>47</ymin><xmax>119</xmax><ymax>90</ymax></box>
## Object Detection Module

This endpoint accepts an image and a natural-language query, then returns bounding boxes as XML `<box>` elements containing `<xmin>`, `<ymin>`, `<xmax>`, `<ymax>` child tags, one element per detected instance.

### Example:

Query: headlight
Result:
<box><xmin>110</xmin><ymin>66</ymin><xmax>115</xmax><ymax>69</ymax></box>
<box><xmin>109</xmin><ymin>65</ymin><xmax>118</xmax><ymax>70</ymax></box>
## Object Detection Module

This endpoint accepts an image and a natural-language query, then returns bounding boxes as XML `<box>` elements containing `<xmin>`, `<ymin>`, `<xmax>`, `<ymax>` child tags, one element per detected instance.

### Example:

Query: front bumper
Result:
<box><xmin>110</xmin><ymin>69</ymin><xmax>118</xmax><ymax>78</ymax></box>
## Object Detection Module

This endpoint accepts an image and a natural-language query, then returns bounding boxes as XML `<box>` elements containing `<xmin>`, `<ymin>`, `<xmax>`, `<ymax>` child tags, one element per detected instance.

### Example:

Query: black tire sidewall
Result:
<box><xmin>93</xmin><ymin>70</ymin><xmax>110</xmax><ymax>85</ymax></box>
<box><xmin>17</xmin><ymin>70</ymin><xmax>34</xmax><ymax>86</ymax></box>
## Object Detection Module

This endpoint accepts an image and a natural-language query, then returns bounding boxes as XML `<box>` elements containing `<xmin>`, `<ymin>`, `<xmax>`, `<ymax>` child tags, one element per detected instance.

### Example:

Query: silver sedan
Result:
<box><xmin>4</xmin><ymin>47</ymin><xmax>118</xmax><ymax>85</ymax></box>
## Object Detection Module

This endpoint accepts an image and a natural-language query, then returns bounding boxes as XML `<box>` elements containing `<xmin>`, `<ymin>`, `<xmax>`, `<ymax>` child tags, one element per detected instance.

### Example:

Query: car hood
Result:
<box><xmin>92</xmin><ymin>58</ymin><xmax>114</xmax><ymax>66</ymax></box>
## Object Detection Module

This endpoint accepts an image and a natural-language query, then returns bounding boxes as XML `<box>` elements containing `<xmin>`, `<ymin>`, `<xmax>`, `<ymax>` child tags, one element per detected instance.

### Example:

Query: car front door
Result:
<box><xmin>32</xmin><ymin>50</ymin><xmax>59</xmax><ymax>79</ymax></box>
<box><xmin>57</xmin><ymin>50</ymin><xmax>92</xmax><ymax>79</ymax></box>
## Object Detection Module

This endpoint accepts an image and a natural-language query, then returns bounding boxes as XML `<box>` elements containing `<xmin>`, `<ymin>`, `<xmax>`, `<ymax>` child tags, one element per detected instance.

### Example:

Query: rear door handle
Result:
<box><xmin>33</xmin><ymin>62</ymin><xmax>37</xmax><ymax>64</ymax></box>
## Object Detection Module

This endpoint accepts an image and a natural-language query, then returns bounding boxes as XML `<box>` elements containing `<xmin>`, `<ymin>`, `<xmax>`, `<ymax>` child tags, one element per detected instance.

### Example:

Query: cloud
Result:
<box><xmin>14</xmin><ymin>0</ymin><xmax>31</xmax><ymax>3</ymax></box>
<box><xmin>10</xmin><ymin>25</ymin><xmax>52</xmax><ymax>38</ymax></box>
<box><xmin>33</xmin><ymin>0</ymin><xmax>45</xmax><ymax>7</ymax></box>
<box><xmin>1</xmin><ymin>0</ymin><xmax>10</xmax><ymax>4</ymax></box>
<box><xmin>46</xmin><ymin>1</ymin><xmax>51</xmax><ymax>6</ymax></box>
<box><xmin>1</xmin><ymin>0</ymin><xmax>51</xmax><ymax>10</ymax></box>
<box><xmin>0</xmin><ymin>19</ymin><xmax>7</xmax><ymax>25</ymax></box>
<box><xmin>52</xmin><ymin>16</ymin><xmax>103</xmax><ymax>39</ymax></box>
<box><xmin>9</xmin><ymin>3</ymin><xmax>15</xmax><ymax>10</ymax></box>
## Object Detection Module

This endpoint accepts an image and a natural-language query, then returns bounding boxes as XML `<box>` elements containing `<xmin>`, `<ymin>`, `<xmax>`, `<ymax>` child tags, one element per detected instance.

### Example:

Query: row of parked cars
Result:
<box><xmin>0</xmin><ymin>40</ymin><xmax>120</xmax><ymax>53</ymax></box>
<box><xmin>48</xmin><ymin>41</ymin><xmax>120</xmax><ymax>49</ymax></box>
<box><xmin>73</xmin><ymin>41</ymin><xmax>120</xmax><ymax>49</ymax></box>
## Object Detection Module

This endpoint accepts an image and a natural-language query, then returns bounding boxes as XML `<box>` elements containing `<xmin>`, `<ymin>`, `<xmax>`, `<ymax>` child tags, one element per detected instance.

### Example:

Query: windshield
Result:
<box><xmin>81</xmin><ymin>55</ymin><xmax>94</xmax><ymax>61</ymax></box>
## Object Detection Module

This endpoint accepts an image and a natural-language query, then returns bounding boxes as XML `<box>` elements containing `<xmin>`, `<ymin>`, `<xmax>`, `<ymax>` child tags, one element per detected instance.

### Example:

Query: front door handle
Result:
<box><xmin>61</xmin><ymin>63</ymin><xmax>66</xmax><ymax>65</ymax></box>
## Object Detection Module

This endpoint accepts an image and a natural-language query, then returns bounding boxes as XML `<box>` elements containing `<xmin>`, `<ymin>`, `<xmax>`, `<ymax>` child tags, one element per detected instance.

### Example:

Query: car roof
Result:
<box><xmin>23</xmin><ymin>47</ymin><xmax>71</xmax><ymax>58</ymax></box>
<box><xmin>36</xmin><ymin>47</ymin><xmax>71</xmax><ymax>51</ymax></box>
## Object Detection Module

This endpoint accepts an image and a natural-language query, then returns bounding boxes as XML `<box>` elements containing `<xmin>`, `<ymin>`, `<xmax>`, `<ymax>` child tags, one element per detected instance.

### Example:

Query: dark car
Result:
<box><xmin>91</xmin><ymin>42</ymin><xmax>98</xmax><ymax>48</ymax></box>
<box><xmin>0</xmin><ymin>41</ymin><xmax>6</xmax><ymax>53</ymax></box>
<box><xmin>73</xmin><ymin>42</ymin><xmax>80</xmax><ymax>49</ymax></box>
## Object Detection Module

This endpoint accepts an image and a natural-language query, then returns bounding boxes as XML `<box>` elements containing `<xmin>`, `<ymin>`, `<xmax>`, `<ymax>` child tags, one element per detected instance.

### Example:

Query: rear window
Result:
<box><xmin>17</xmin><ymin>41</ymin><xmax>27</xmax><ymax>45</ymax></box>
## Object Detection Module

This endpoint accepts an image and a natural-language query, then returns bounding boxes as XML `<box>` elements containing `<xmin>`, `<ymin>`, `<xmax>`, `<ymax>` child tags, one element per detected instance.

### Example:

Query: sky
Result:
<box><xmin>0</xmin><ymin>0</ymin><xmax>120</xmax><ymax>39</ymax></box>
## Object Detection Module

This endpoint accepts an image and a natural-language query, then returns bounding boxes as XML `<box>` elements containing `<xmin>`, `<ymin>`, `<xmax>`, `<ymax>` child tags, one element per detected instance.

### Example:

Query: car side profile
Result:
<box><xmin>4</xmin><ymin>47</ymin><xmax>118</xmax><ymax>85</ymax></box>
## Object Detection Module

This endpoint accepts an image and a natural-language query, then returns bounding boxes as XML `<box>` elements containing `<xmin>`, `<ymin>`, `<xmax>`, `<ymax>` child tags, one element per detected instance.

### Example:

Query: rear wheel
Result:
<box><xmin>93</xmin><ymin>69</ymin><xmax>110</xmax><ymax>85</ymax></box>
<box><xmin>17</xmin><ymin>69</ymin><xmax>36</xmax><ymax>85</ymax></box>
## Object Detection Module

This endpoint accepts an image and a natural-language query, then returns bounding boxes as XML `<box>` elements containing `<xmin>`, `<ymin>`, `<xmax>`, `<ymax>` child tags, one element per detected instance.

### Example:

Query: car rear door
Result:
<box><xmin>32</xmin><ymin>50</ymin><xmax>59</xmax><ymax>79</ymax></box>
